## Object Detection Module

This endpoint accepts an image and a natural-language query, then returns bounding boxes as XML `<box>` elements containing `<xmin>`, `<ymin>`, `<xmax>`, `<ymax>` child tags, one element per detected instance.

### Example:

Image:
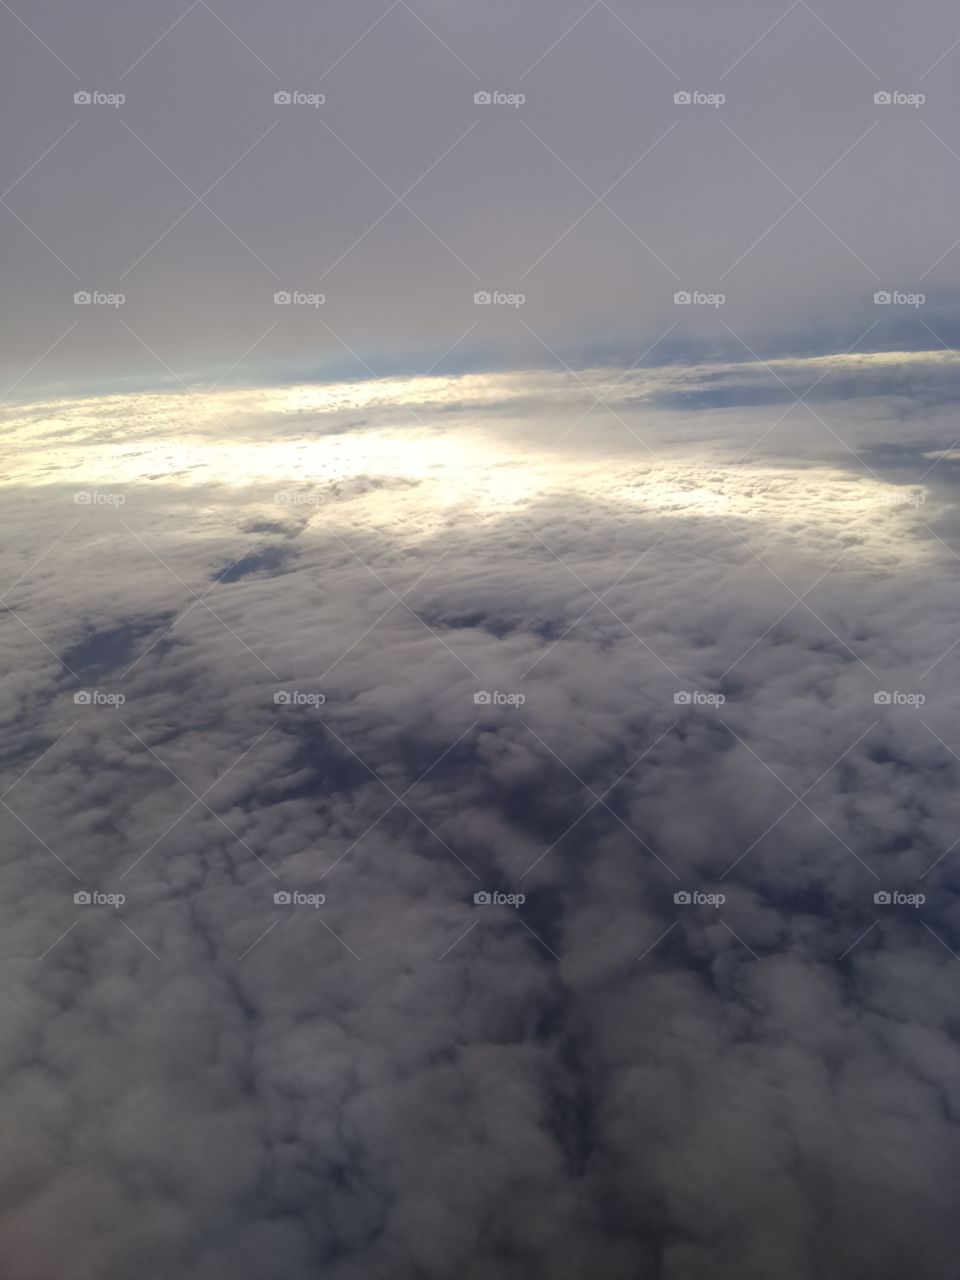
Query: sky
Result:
<box><xmin>3</xmin><ymin>4</ymin><xmax>960</xmax><ymax>1280</ymax></box>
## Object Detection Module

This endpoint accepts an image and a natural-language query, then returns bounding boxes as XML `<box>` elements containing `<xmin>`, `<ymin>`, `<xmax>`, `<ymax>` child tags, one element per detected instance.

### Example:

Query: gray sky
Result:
<box><xmin>3</xmin><ymin>0</ymin><xmax>960</xmax><ymax>394</ymax></box>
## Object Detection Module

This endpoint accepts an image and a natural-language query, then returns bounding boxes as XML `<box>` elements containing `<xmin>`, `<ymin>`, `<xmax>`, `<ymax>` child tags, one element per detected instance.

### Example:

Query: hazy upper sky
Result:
<box><xmin>4</xmin><ymin>0</ymin><xmax>960</xmax><ymax>394</ymax></box>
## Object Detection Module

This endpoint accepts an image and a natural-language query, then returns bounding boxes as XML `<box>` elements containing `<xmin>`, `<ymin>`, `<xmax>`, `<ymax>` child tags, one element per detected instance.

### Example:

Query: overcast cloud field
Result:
<box><xmin>3</xmin><ymin>3</ymin><xmax>960</xmax><ymax>1279</ymax></box>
